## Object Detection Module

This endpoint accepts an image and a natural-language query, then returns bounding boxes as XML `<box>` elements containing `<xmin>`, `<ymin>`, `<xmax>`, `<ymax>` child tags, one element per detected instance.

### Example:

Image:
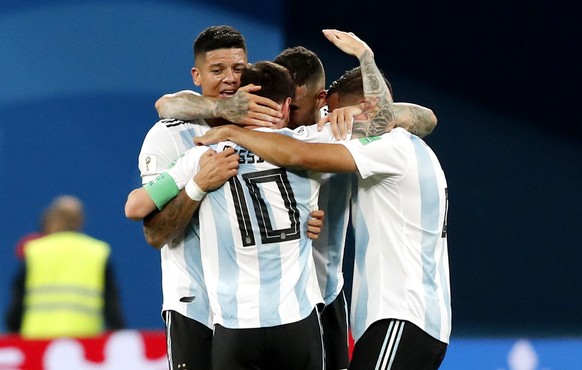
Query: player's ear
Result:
<box><xmin>191</xmin><ymin>67</ymin><xmax>201</xmax><ymax>86</ymax></box>
<box><xmin>315</xmin><ymin>89</ymin><xmax>327</xmax><ymax>110</ymax></box>
<box><xmin>281</xmin><ymin>97</ymin><xmax>292</xmax><ymax>118</ymax></box>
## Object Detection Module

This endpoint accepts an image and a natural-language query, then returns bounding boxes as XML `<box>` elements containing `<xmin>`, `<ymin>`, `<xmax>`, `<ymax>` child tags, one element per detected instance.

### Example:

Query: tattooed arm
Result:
<box><xmin>126</xmin><ymin>148</ymin><xmax>240</xmax><ymax>249</ymax></box>
<box><xmin>322</xmin><ymin>29</ymin><xmax>394</xmax><ymax>139</ymax></box>
<box><xmin>142</xmin><ymin>191</ymin><xmax>199</xmax><ymax>249</ymax></box>
<box><xmin>393</xmin><ymin>103</ymin><xmax>437</xmax><ymax>138</ymax></box>
<box><xmin>155</xmin><ymin>85</ymin><xmax>283</xmax><ymax>127</ymax></box>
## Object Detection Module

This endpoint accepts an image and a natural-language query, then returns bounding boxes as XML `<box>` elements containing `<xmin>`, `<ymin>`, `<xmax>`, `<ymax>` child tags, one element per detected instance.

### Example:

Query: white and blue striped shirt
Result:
<box><xmin>189</xmin><ymin>125</ymin><xmax>339</xmax><ymax>328</ymax></box>
<box><xmin>312</xmin><ymin>172</ymin><xmax>353</xmax><ymax>305</ymax></box>
<box><xmin>342</xmin><ymin>128</ymin><xmax>451</xmax><ymax>343</ymax></box>
<box><xmin>138</xmin><ymin>117</ymin><xmax>213</xmax><ymax>329</ymax></box>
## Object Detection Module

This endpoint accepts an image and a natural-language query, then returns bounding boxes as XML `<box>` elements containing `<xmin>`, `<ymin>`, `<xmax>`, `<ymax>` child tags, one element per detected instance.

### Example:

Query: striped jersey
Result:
<box><xmin>312</xmin><ymin>172</ymin><xmax>353</xmax><ymax>305</ymax></box>
<box><xmin>137</xmin><ymin>117</ymin><xmax>213</xmax><ymax>329</ymax></box>
<box><xmin>178</xmin><ymin>125</ymin><xmax>339</xmax><ymax>328</ymax></box>
<box><xmin>342</xmin><ymin>128</ymin><xmax>451</xmax><ymax>343</ymax></box>
<box><xmin>311</xmin><ymin>106</ymin><xmax>353</xmax><ymax>305</ymax></box>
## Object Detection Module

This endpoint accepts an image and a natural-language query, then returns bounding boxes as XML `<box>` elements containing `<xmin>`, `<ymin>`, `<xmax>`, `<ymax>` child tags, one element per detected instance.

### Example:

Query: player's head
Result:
<box><xmin>191</xmin><ymin>25</ymin><xmax>248</xmax><ymax>99</ymax></box>
<box><xmin>274</xmin><ymin>46</ymin><xmax>327</xmax><ymax>129</ymax></box>
<box><xmin>240</xmin><ymin>61</ymin><xmax>295</xmax><ymax>129</ymax></box>
<box><xmin>326</xmin><ymin>66</ymin><xmax>393</xmax><ymax>111</ymax></box>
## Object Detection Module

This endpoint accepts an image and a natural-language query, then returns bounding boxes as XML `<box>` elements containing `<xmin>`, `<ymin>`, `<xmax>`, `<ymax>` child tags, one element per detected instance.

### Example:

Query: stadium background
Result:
<box><xmin>1</xmin><ymin>0</ymin><xmax>581</xmax><ymax>367</ymax></box>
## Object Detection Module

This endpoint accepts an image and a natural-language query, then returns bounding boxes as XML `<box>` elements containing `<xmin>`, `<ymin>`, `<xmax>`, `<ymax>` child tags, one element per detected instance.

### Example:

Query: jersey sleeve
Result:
<box><xmin>166</xmin><ymin>146</ymin><xmax>209</xmax><ymax>189</ymax></box>
<box><xmin>138</xmin><ymin>121</ymin><xmax>180</xmax><ymax>184</ymax></box>
<box><xmin>341</xmin><ymin>128</ymin><xmax>411</xmax><ymax>179</ymax></box>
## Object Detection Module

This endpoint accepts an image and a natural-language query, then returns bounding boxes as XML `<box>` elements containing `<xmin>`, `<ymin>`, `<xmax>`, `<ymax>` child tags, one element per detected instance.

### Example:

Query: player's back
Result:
<box><xmin>198</xmin><ymin>132</ymin><xmax>323</xmax><ymax>329</ymax></box>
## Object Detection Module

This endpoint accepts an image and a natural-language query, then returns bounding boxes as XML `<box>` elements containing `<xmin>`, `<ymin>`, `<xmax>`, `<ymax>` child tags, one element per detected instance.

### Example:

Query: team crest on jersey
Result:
<box><xmin>140</xmin><ymin>154</ymin><xmax>158</xmax><ymax>175</ymax></box>
<box><xmin>358</xmin><ymin>136</ymin><xmax>381</xmax><ymax>145</ymax></box>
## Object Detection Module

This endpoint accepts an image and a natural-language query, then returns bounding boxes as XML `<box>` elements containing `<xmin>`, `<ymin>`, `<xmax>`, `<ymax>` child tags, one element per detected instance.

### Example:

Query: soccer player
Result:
<box><xmin>194</xmin><ymin>29</ymin><xmax>451</xmax><ymax>370</ymax></box>
<box><xmin>272</xmin><ymin>45</ymin><xmax>439</xmax><ymax>370</ymax></box>
<box><xmin>130</xmin><ymin>25</ymin><xmax>282</xmax><ymax>370</ymax></box>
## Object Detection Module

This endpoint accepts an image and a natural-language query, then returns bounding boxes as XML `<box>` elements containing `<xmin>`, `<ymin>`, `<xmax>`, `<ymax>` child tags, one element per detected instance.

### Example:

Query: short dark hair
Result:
<box><xmin>327</xmin><ymin>66</ymin><xmax>393</xmax><ymax>101</ymax></box>
<box><xmin>274</xmin><ymin>46</ymin><xmax>324</xmax><ymax>88</ymax></box>
<box><xmin>240</xmin><ymin>61</ymin><xmax>296</xmax><ymax>104</ymax></box>
<box><xmin>193</xmin><ymin>25</ymin><xmax>247</xmax><ymax>62</ymax></box>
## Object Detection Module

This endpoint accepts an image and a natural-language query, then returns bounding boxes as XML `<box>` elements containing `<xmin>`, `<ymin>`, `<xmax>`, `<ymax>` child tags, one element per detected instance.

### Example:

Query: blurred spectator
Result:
<box><xmin>4</xmin><ymin>195</ymin><xmax>125</xmax><ymax>339</ymax></box>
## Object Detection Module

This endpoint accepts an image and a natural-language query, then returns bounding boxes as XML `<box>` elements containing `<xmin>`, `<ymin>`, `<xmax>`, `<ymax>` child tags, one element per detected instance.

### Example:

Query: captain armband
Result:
<box><xmin>143</xmin><ymin>172</ymin><xmax>180</xmax><ymax>210</ymax></box>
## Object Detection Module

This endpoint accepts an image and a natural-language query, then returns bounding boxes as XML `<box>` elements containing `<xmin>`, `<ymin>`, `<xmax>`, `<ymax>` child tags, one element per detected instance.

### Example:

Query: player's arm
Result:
<box><xmin>196</xmin><ymin>125</ymin><xmax>357</xmax><ymax>173</ymax></box>
<box><xmin>125</xmin><ymin>148</ymin><xmax>239</xmax><ymax>248</ymax></box>
<box><xmin>142</xmin><ymin>192</ymin><xmax>199</xmax><ymax>248</ymax></box>
<box><xmin>321</xmin><ymin>29</ymin><xmax>394</xmax><ymax>138</ymax></box>
<box><xmin>393</xmin><ymin>103</ymin><xmax>437</xmax><ymax>138</ymax></box>
<box><xmin>155</xmin><ymin>86</ymin><xmax>283</xmax><ymax>127</ymax></box>
<box><xmin>320</xmin><ymin>102</ymin><xmax>436</xmax><ymax>140</ymax></box>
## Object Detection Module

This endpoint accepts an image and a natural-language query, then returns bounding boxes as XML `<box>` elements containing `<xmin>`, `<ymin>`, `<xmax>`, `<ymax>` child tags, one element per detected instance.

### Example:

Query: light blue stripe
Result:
<box><xmin>251</xmin><ymin>173</ymin><xmax>283</xmax><ymax>326</ymax></box>
<box><xmin>210</xmin><ymin>186</ymin><xmax>240</xmax><ymax>327</ymax></box>
<box><xmin>183</xmin><ymin>217</ymin><xmax>211</xmax><ymax>328</ymax></box>
<box><xmin>179</xmin><ymin>127</ymin><xmax>195</xmax><ymax>150</ymax></box>
<box><xmin>289</xmin><ymin>170</ymin><xmax>319</xmax><ymax>320</ymax></box>
<box><xmin>410</xmin><ymin>136</ymin><xmax>442</xmax><ymax>337</ymax></box>
<box><xmin>322</xmin><ymin>174</ymin><xmax>351</xmax><ymax>303</ymax></box>
<box><xmin>352</xmin><ymin>189</ymin><xmax>370</xmax><ymax>341</ymax></box>
<box><xmin>258</xmin><ymin>243</ymin><xmax>283</xmax><ymax>326</ymax></box>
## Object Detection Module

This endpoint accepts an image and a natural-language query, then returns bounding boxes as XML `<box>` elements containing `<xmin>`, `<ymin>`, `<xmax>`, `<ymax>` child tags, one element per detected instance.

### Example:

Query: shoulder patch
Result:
<box><xmin>140</xmin><ymin>154</ymin><xmax>158</xmax><ymax>175</ymax></box>
<box><xmin>358</xmin><ymin>136</ymin><xmax>381</xmax><ymax>145</ymax></box>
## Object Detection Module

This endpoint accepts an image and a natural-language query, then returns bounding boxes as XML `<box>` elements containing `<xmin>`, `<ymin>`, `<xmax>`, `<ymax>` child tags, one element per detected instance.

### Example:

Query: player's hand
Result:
<box><xmin>216</xmin><ymin>84</ymin><xmax>283</xmax><ymax>127</ymax></box>
<box><xmin>322</xmin><ymin>29</ymin><xmax>372</xmax><ymax>60</ymax></box>
<box><xmin>194</xmin><ymin>147</ymin><xmax>239</xmax><ymax>192</ymax></box>
<box><xmin>317</xmin><ymin>104</ymin><xmax>363</xmax><ymax>140</ymax></box>
<box><xmin>307</xmin><ymin>209</ymin><xmax>325</xmax><ymax>240</ymax></box>
<box><xmin>194</xmin><ymin>125</ymin><xmax>239</xmax><ymax>146</ymax></box>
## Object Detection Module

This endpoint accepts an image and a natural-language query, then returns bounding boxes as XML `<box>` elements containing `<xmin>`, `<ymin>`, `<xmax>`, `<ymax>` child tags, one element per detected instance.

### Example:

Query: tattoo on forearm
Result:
<box><xmin>355</xmin><ymin>51</ymin><xmax>395</xmax><ymax>138</ymax></box>
<box><xmin>143</xmin><ymin>191</ymin><xmax>197</xmax><ymax>247</ymax></box>
<box><xmin>171</xmin><ymin>94</ymin><xmax>216</xmax><ymax>121</ymax></box>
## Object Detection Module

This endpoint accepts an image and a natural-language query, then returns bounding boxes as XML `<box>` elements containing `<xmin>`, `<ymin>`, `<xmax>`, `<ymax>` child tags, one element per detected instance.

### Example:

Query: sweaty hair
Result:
<box><xmin>193</xmin><ymin>25</ymin><xmax>247</xmax><ymax>62</ymax></box>
<box><xmin>240</xmin><ymin>61</ymin><xmax>296</xmax><ymax>104</ymax></box>
<box><xmin>274</xmin><ymin>46</ymin><xmax>324</xmax><ymax>88</ymax></box>
<box><xmin>327</xmin><ymin>66</ymin><xmax>393</xmax><ymax>102</ymax></box>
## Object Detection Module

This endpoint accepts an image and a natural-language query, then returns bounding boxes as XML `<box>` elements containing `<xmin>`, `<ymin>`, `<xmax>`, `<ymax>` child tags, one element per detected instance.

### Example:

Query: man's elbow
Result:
<box><xmin>155</xmin><ymin>95</ymin><xmax>173</xmax><ymax>119</ymax></box>
<box><xmin>125</xmin><ymin>205</ymin><xmax>142</xmax><ymax>221</ymax></box>
<box><xmin>428</xmin><ymin>109</ymin><xmax>438</xmax><ymax>130</ymax></box>
<box><xmin>418</xmin><ymin>109</ymin><xmax>438</xmax><ymax>138</ymax></box>
<box><xmin>125</xmin><ymin>198</ymin><xmax>147</xmax><ymax>221</ymax></box>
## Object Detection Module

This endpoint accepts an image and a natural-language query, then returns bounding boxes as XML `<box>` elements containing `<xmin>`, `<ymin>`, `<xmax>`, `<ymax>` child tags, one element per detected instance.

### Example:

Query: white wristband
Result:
<box><xmin>185</xmin><ymin>179</ymin><xmax>207</xmax><ymax>201</ymax></box>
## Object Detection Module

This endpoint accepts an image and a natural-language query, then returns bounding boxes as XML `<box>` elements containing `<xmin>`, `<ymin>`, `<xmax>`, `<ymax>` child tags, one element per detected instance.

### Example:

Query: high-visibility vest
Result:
<box><xmin>21</xmin><ymin>231</ymin><xmax>110</xmax><ymax>339</ymax></box>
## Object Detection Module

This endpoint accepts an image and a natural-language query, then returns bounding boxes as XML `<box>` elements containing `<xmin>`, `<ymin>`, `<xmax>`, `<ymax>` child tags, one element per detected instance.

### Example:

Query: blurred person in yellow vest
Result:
<box><xmin>5</xmin><ymin>195</ymin><xmax>125</xmax><ymax>339</ymax></box>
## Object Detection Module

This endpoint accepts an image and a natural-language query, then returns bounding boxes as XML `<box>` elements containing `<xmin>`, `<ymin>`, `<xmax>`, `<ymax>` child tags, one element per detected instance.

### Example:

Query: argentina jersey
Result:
<box><xmin>343</xmin><ymin>128</ymin><xmax>451</xmax><ymax>344</ymax></box>
<box><xmin>197</xmin><ymin>128</ymin><xmax>324</xmax><ymax>329</ymax></box>
<box><xmin>312</xmin><ymin>172</ymin><xmax>353</xmax><ymax>305</ymax></box>
<box><xmin>138</xmin><ymin>117</ymin><xmax>213</xmax><ymax>328</ymax></box>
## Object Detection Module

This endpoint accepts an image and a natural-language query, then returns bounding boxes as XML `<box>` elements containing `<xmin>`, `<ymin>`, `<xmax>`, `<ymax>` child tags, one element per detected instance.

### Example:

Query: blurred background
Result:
<box><xmin>1</xmin><ymin>0</ymin><xmax>581</xmax><ymax>367</ymax></box>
